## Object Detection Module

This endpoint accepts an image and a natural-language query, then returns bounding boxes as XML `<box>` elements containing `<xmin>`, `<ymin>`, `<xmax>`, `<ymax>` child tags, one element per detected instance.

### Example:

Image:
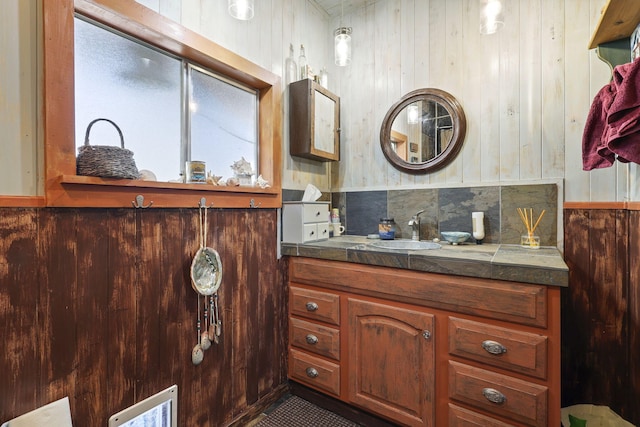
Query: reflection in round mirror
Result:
<box><xmin>380</xmin><ymin>88</ymin><xmax>466</xmax><ymax>174</ymax></box>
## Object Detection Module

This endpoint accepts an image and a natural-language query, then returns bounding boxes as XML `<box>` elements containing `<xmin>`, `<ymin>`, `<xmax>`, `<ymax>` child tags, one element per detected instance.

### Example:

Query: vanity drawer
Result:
<box><xmin>449</xmin><ymin>361</ymin><xmax>547</xmax><ymax>427</ymax></box>
<box><xmin>302</xmin><ymin>223</ymin><xmax>330</xmax><ymax>242</ymax></box>
<box><xmin>290</xmin><ymin>317</ymin><xmax>340</xmax><ymax>360</ymax></box>
<box><xmin>289</xmin><ymin>348</ymin><xmax>340</xmax><ymax>397</ymax></box>
<box><xmin>448</xmin><ymin>403</ymin><xmax>513</xmax><ymax>427</ymax></box>
<box><xmin>303</xmin><ymin>203</ymin><xmax>329</xmax><ymax>223</ymax></box>
<box><xmin>290</xmin><ymin>286</ymin><xmax>340</xmax><ymax>325</ymax></box>
<box><xmin>448</xmin><ymin>317</ymin><xmax>548</xmax><ymax>379</ymax></box>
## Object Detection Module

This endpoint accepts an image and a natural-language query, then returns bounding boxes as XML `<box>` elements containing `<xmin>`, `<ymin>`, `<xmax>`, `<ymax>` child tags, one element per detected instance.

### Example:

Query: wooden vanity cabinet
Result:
<box><xmin>287</xmin><ymin>257</ymin><xmax>561</xmax><ymax>427</ymax></box>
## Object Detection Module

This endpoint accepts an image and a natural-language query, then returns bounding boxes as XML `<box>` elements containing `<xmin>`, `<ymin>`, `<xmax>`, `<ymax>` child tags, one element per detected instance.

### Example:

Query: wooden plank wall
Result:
<box><xmin>6</xmin><ymin>0</ymin><xmax>635</xmax><ymax>203</ymax></box>
<box><xmin>562</xmin><ymin>208</ymin><xmax>639</xmax><ymax>425</ymax></box>
<box><xmin>0</xmin><ymin>208</ymin><xmax>288</xmax><ymax>425</ymax></box>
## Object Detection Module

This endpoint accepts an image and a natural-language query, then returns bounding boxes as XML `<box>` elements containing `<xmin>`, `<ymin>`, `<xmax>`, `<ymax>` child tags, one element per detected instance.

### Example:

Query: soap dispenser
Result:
<box><xmin>472</xmin><ymin>212</ymin><xmax>485</xmax><ymax>244</ymax></box>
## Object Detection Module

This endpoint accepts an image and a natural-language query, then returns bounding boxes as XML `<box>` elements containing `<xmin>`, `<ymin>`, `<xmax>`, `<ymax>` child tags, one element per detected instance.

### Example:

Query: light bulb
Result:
<box><xmin>228</xmin><ymin>0</ymin><xmax>254</xmax><ymax>21</ymax></box>
<box><xmin>334</xmin><ymin>27</ymin><xmax>352</xmax><ymax>66</ymax></box>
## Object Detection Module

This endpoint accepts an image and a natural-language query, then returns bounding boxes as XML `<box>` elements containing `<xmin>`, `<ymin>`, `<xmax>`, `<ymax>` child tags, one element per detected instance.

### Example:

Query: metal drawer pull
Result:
<box><xmin>482</xmin><ymin>388</ymin><xmax>506</xmax><ymax>404</ymax></box>
<box><xmin>305</xmin><ymin>367</ymin><xmax>319</xmax><ymax>378</ymax></box>
<box><xmin>482</xmin><ymin>340</ymin><xmax>507</xmax><ymax>355</ymax></box>
<box><xmin>305</xmin><ymin>334</ymin><xmax>319</xmax><ymax>345</ymax></box>
<box><xmin>305</xmin><ymin>302</ymin><xmax>319</xmax><ymax>311</ymax></box>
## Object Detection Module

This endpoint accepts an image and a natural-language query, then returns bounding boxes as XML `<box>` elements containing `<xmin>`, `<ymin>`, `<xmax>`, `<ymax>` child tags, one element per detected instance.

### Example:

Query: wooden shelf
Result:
<box><xmin>588</xmin><ymin>0</ymin><xmax>640</xmax><ymax>49</ymax></box>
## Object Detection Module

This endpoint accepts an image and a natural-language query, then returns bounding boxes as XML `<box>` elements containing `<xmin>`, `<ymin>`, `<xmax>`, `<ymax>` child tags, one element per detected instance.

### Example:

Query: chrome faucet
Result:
<box><xmin>408</xmin><ymin>210</ymin><xmax>425</xmax><ymax>241</ymax></box>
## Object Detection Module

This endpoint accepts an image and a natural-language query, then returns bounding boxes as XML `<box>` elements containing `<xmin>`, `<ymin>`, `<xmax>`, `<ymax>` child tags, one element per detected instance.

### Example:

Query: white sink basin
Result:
<box><xmin>369</xmin><ymin>240</ymin><xmax>442</xmax><ymax>251</ymax></box>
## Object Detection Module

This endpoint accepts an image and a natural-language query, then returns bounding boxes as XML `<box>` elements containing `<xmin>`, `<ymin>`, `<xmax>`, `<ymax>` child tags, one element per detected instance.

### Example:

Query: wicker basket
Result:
<box><xmin>76</xmin><ymin>118</ymin><xmax>140</xmax><ymax>179</ymax></box>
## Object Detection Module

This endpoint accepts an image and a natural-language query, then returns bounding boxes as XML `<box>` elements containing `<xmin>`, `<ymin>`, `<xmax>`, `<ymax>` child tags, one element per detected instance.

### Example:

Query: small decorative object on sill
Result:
<box><xmin>186</xmin><ymin>160</ymin><xmax>206</xmax><ymax>183</ymax></box>
<box><xmin>76</xmin><ymin>118</ymin><xmax>140</xmax><ymax>179</ymax></box>
<box><xmin>206</xmin><ymin>171</ymin><xmax>223</xmax><ymax>185</ymax></box>
<box><xmin>230</xmin><ymin>157</ymin><xmax>254</xmax><ymax>185</ymax></box>
<box><xmin>255</xmin><ymin>174</ymin><xmax>270</xmax><ymax>188</ymax></box>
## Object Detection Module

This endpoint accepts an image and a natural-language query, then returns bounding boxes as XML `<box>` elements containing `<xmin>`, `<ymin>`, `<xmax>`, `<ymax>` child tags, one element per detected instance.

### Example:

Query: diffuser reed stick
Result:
<box><xmin>517</xmin><ymin>208</ymin><xmax>545</xmax><ymax>237</ymax></box>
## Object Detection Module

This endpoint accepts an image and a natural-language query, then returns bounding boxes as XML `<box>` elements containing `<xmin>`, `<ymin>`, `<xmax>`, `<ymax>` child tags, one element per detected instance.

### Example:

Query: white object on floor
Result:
<box><xmin>1</xmin><ymin>396</ymin><xmax>72</xmax><ymax>427</ymax></box>
<box><xmin>561</xmin><ymin>404</ymin><xmax>635</xmax><ymax>427</ymax></box>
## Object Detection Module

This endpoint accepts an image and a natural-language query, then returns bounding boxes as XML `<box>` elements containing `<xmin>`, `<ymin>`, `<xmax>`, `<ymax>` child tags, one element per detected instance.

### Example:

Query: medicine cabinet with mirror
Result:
<box><xmin>41</xmin><ymin>0</ymin><xmax>281</xmax><ymax>208</ymax></box>
<box><xmin>289</xmin><ymin>79</ymin><xmax>340</xmax><ymax>162</ymax></box>
<box><xmin>380</xmin><ymin>88</ymin><xmax>466</xmax><ymax>174</ymax></box>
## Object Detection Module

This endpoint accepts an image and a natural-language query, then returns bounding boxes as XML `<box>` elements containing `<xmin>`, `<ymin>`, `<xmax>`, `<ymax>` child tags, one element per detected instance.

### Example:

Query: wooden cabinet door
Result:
<box><xmin>348</xmin><ymin>298</ymin><xmax>434</xmax><ymax>427</ymax></box>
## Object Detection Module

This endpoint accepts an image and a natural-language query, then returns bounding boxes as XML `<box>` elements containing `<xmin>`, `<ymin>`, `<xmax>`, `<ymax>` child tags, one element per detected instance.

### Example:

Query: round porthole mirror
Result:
<box><xmin>380</xmin><ymin>88</ymin><xmax>466</xmax><ymax>174</ymax></box>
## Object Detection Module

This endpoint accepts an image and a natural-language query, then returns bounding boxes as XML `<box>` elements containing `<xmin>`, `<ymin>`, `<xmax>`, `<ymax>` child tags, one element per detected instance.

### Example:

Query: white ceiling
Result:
<box><xmin>311</xmin><ymin>0</ymin><xmax>373</xmax><ymax>18</ymax></box>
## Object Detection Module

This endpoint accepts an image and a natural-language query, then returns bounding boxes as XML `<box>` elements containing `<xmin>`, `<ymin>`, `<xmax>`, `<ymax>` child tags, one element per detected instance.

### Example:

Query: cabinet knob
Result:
<box><xmin>305</xmin><ymin>302</ymin><xmax>319</xmax><ymax>311</ymax></box>
<box><xmin>482</xmin><ymin>388</ymin><xmax>506</xmax><ymax>404</ymax></box>
<box><xmin>482</xmin><ymin>340</ymin><xmax>507</xmax><ymax>355</ymax></box>
<box><xmin>315</xmin><ymin>211</ymin><xmax>321</xmax><ymax>217</ymax></box>
<box><xmin>305</xmin><ymin>367</ymin><xmax>319</xmax><ymax>378</ymax></box>
<box><xmin>422</xmin><ymin>330</ymin><xmax>431</xmax><ymax>340</ymax></box>
<box><xmin>305</xmin><ymin>334</ymin><xmax>319</xmax><ymax>345</ymax></box>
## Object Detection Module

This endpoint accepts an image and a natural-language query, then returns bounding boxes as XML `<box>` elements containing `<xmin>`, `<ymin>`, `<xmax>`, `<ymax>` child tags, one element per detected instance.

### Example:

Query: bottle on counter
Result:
<box><xmin>298</xmin><ymin>44</ymin><xmax>307</xmax><ymax>80</ymax></box>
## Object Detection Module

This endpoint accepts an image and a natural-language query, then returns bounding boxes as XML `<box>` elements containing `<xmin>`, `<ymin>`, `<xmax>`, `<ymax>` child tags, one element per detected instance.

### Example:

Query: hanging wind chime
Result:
<box><xmin>190</xmin><ymin>200</ymin><xmax>223</xmax><ymax>365</ymax></box>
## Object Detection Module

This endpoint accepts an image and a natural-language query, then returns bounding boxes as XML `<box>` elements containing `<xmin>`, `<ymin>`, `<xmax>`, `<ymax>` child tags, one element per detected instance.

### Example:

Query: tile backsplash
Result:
<box><xmin>283</xmin><ymin>184</ymin><xmax>558</xmax><ymax>246</ymax></box>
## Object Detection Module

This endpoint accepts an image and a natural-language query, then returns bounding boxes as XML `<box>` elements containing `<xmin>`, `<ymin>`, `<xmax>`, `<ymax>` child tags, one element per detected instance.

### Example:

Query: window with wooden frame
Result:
<box><xmin>42</xmin><ymin>0</ymin><xmax>282</xmax><ymax>208</ymax></box>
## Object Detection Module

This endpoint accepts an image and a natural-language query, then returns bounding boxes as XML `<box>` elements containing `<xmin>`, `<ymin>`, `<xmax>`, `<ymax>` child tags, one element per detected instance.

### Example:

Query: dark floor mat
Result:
<box><xmin>255</xmin><ymin>396</ymin><xmax>360</xmax><ymax>427</ymax></box>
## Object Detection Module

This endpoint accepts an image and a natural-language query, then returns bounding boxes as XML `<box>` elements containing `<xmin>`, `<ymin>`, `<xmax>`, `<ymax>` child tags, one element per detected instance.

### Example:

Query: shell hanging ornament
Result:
<box><xmin>190</xmin><ymin>202</ymin><xmax>223</xmax><ymax>365</ymax></box>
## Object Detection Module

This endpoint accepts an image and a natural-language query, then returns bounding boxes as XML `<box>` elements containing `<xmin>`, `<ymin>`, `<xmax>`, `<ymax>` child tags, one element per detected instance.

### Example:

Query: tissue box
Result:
<box><xmin>631</xmin><ymin>22</ymin><xmax>640</xmax><ymax>61</ymax></box>
<box><xmin>282</xmin><ymin>202</ymin><xmax>329</xmax><ymax>243</ymax></box>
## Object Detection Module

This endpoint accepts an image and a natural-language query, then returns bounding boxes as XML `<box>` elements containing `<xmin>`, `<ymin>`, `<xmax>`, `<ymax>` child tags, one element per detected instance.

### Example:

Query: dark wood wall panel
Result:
<box><xmin>629</xmin><ymin>210</ymin><xmax>640</xmax><ymax>426</ymax></box>
<box><xmin>0</xmin><ymin>209</ymin><xmax>40</xmax><ymax>419</ymax></box>
<box><xmin>563</xmin><ymin>208</ymin><xmax>637</xmax><ymax>425</ymax></box>
<box><xmin>0</xmin><ymin>207</ymin><xmax>288</xmax><ymax>426</ymax></box>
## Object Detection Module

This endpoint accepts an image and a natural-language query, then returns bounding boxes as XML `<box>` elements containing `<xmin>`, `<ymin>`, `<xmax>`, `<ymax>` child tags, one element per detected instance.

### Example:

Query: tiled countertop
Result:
<box><xmin>281</xmin><ymin>235</ymin><xmax>568</xmax><ymax>287</ymax></box>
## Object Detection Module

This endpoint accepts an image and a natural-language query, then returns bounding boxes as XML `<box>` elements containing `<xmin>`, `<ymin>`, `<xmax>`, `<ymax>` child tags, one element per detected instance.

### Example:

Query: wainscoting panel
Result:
<box><xmin>0</xmin><ymin>208</ymin><xmax>288</xmax><ymax>425</ymax></box>
<box><xmin>562</xmin><ymin>208</ymin><xmax>638</xmax><ymax>425</ymax></box>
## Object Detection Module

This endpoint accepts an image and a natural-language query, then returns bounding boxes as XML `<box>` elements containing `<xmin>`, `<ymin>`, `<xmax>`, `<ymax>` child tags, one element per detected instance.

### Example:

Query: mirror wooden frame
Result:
<box><xmin>380</xmin><ymin>88</ymin><xmax>466</xmax><ymax>174</ymax></box>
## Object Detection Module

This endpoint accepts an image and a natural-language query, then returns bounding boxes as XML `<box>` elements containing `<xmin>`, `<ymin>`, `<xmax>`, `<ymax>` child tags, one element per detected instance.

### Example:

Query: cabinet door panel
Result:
<box><xmin>348</xmin><ymin>298</ymin><xmax>434</xmax><ymax>427</ymax></box>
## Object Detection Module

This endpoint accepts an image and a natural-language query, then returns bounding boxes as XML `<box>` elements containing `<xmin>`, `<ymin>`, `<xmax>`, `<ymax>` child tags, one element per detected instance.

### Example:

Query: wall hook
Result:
<box><xmin>198</xmin><ymin>197</ymin><xmax>214</xmax><ymax>208</ymax></box>
<box><xmin>132</xmin><ymin>194</ymin><xmax>153</xmax><ymax>209</ymax></box>
<box><xmin>249</xmin><ymin>198</ymin><xmax>261</xmax><ymax>208</ymax></box>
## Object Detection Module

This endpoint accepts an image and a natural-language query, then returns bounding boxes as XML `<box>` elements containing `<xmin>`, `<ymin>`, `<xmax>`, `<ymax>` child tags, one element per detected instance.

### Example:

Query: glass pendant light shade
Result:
<box><xmin>334</xmin><ymin>27</ymin><xmax>352</xmax><ymax>66</ymax></box>
<box><xmin>479</xmin><ymin>0</ymin><xmax>504</xmax><ymax>35</ymax></box>
<box><xmin>228</xmin><ymin>0</ymin><xmax>254</xmax><ymax>20</ymax></box>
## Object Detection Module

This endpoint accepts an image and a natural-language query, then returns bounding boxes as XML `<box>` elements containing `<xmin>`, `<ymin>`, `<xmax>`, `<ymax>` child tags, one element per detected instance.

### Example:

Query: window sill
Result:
<box><xmin>48</xmin><ymin>175</ymin><xmax>281</xmax><ymax>208</ymax></box>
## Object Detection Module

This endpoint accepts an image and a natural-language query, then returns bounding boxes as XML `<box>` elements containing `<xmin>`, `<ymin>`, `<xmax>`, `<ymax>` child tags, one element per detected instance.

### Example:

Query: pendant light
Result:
<box><xmin>479</xmin><ymin>0</ymin><xmax>504</xmax><ymax>35</ymax></box>
<box><xmin>228</xmin><ymin>0</ymin><xmax>254</xmax><ymax>21</ymax></box>
<box><xmin>334</xmin><ymin>1</ymin><xmax>352</xmax><ymax>66</ymax></box>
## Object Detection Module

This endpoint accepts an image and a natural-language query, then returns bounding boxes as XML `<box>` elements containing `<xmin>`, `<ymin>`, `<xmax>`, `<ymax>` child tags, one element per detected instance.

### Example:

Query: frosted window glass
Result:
<box><xmin>189</xmin><ymin>66</ymin><xmax>258</xmax><ymax>181</ymax></box>
<box><xmin>74</xmin><ymin>18</ymin><xmax>182</xmax><ymax>182</ymax></box>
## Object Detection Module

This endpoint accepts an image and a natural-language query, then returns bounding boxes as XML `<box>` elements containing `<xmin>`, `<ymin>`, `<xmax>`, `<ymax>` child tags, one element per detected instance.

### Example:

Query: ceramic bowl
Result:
<box><xmin>440</xmin><ymin>231</ymin><xmax>471</xmax><ymax>245</ymax></box>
